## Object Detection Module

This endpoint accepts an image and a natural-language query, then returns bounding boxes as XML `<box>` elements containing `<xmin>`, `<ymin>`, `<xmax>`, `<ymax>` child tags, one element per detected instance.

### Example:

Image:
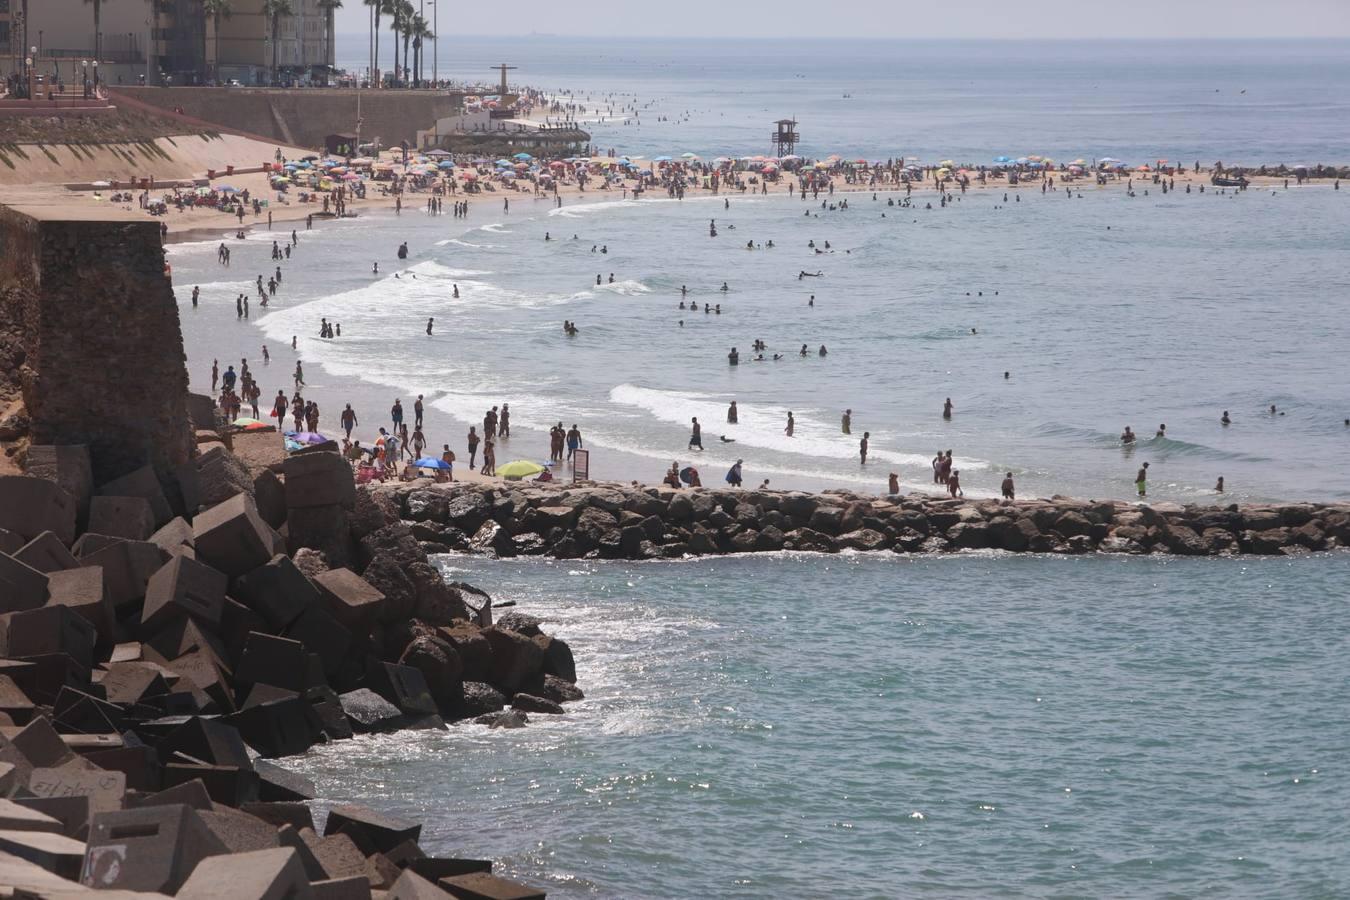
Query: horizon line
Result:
<box><xmin>331</xmin><ymin>33</ymin><xmax>1350</xmax><ymax>42</ymax></box>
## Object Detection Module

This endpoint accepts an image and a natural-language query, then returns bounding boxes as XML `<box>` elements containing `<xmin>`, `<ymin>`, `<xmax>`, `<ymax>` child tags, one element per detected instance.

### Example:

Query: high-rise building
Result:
<box><xmin>211</xmin><ymin>0</ymin><xmax>336</xmax><ymax>86</ymax></box>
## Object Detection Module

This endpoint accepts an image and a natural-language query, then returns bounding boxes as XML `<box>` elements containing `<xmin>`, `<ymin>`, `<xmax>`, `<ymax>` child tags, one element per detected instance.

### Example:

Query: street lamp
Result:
<box><xmin>25</xmin><ymin>55</ymin><xmax>34</xmax><ymax>101</ymax></box>
<box><xmin>92</xmin><ymin>60</ymin><xmax>99</xmax><ymax>93</ymax></box>
<box><xmin>82</xmin><ymin>60</ymin><xmax>89</xmax><ymax>99</ymax></box>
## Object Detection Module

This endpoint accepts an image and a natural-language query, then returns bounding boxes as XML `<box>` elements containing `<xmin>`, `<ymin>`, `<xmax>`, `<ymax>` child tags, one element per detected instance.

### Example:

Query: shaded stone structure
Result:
<box><xmin>0</xmin><ymin>202</ymin><xmax>192</xmax><ymax>483</ymax></box>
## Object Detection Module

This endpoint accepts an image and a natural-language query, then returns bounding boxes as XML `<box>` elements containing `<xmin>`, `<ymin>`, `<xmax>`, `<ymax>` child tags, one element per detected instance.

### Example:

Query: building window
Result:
<box><xmin>0</xmin><ymin>0</ymin><xmax>9</xmax><ymax>13</ymax></box>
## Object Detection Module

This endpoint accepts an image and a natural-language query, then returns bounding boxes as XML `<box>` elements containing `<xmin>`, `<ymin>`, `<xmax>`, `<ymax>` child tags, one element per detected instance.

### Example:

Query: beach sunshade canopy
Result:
<box><xmin>217</xmin><ymin>185</ymin><xmax>239</xmax><ymax>192</ymax></box>
<box><xmin>496</xmin><ymin>460</ymin><xmax>545</xmax><ymax>479</ymax></box>
<box><xmin>993</xmin><ymin>156</ymin><xmax>1012</xmax><ymax>163</ymax></box>
<box><xmin>289</xmin><ymin>431</ymin><xmax>330</xmax><ymax>444</ymax></box>
<box><xmin>513</xmin><ymin>152</ymin><xmax>533</xmax><ymax>160</ymax></box>
<box><xmin>414</xmin><ymin>457</ymin><xmax>452</xmax><ymax>469</ymax></box>
<box><xmin>681</xmin><ymin>152</ymin><xmax>699</xmax><ymax>159</ymax></box>
<box><xmin>91</xmin><ymin>180</ymin><xmax>111</xmax><ymax>188</ymax></box>
<box><xmin>232</xmin><ymin>417</ymin><xmax>263</xmax><ymax>427</ymax></box>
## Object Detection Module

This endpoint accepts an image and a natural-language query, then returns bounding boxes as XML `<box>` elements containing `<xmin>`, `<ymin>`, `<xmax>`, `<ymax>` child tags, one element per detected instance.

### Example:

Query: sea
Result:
<box><xmin>168</xmin><ymin>38</ymin><xmax>1350</xmax><ymax>897</ymax></box>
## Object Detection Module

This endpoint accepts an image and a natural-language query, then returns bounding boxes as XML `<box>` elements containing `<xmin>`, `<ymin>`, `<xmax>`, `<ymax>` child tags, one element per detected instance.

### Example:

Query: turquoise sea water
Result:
<box><xmin>288</xmin><ymin>552</ymin><xmax>1350</xmax><ymax>898</ymax></box>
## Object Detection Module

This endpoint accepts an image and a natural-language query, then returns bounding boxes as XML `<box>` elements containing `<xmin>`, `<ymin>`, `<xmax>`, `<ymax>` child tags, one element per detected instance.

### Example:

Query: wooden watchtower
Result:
<box><xmin>772</xmin><ymin>118</ymin><xmax>799</xmax><ymax>156</ymax></box>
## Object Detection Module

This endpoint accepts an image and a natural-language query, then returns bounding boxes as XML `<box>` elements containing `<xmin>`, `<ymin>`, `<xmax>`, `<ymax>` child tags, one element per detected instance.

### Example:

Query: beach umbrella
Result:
<box><xmin>513</xmin><ymin>152</ymin><xmax>533</xmax><ymax>160</ymax></box>
<box><xmin>1070</xmin><ymin>158</ymin><xmax>1086</xmax><ymax>166</ymax></box>
<box><xmin>426</xmin><ymin>149</ymin><xmax>451</xmax><ymax>157</ymax></box>
<box><xmin>680</xmin><ymin>152</ymin><xmax>699</xmax><ymax>159</ymax></box>
<box><xmin>653</xmin><ymin>156</ymin><xmax>673</xmax><ymax>162</ymax></box>
<box><xmin>497</xmin><ymin>460</ymin><xmax>545</xmax><ymax>479</ymax></box>
<box><xmin>232</xmin><ymin>417</ymin><xmax>264</xmax><ymax>427</ymax></box>
<box><xmin>414</xmin><ymin>457</ymin><xmax>451</xmax><ymax>469</ymax></box>
<box><xmin>438</xmin><ymin>161</ymin><xmax>456</xmax><ymax>169</ymax></box>
<box><xmin>993</xmin><ymin>156</ymin><xmax>1012</xmax><ymax>163</ymax></box>
<box><xmin>217</xmin><ymin>185</ymin><xmax>239</xmax><ymax>192</ymax></box>
<box><xmin>289</xmin><ymin>431</ymin><xmax>331</xmax><ymax>444</ymax></box>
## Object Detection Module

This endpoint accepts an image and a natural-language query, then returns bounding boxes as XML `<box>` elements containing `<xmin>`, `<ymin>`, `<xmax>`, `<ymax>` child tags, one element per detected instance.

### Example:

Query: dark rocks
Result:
<box><xmin>338</xmin><ymin>688</ymin><xmax>404</xmax><ymax>733</ymax></box>
<box><xmin>476</xmin><ymin>709</ymin><xmax>528</xmax><ymax>729</ymax></box>
<box><xmin>461</xmin><ymin>681</ymin><xmax>506</xmax><ymax>716</ymax></box>
<box><xmin>481</xmin><ymin>626</ymin><xmax>543</xmax><ymax>694</ymax></box>
<box><xmin>511</xmin><ymin>693</ymin><xmax>564</xmax><ymax>715</ymax></box>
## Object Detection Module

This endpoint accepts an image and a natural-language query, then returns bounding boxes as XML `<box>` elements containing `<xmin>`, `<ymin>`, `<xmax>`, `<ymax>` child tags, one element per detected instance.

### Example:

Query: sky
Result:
<box><xmin>332</xmin><ymin>0</ymin><xmax>1350</xmax><ymax>40</ymax></box>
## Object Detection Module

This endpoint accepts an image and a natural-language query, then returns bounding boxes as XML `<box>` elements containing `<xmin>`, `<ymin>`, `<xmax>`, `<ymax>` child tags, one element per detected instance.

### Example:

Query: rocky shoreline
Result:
<box><xmin>378</xmin><ymin>481</ymin><xmax>1350</xmax><ymax>559</ymax></box>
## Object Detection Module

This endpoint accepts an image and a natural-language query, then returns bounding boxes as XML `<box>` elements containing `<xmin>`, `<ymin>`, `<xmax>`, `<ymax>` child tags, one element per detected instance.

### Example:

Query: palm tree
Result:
<box><xmin>363</xmin><ymin>0</ymin><xmax>381</xmax><ymax>84</ymax></box>
<box><xmin>411</xmin><ymin>15</ymin><xmax>431</xmax><ymax>88</ymax></box>
<box><xmin>81</xmin><ymin>0</ymin><xmax>104</xmax><ymax>68</ymax></box>
<box><xmin>317</xmin><ymin>0</ymin><xmax>342</xmax><ymax>85</ymax></box>
<box><xmin>203</xmin><ymin>0</ymin><xmax>232</xmax><ymax>83</ymax></box>
<box><xmin>398</xmin><ymin>1</ymin><xmax>414</xmax><ymax>88</ymax></box>
<box><xmin>383</xmin><ymin>0</ymin><xmax>405</xmax><ymax>87</ymax></box>
<box><xmin>261</xmin><ymin>0</ymin><xmax>293</xmax><ymax>86</ymax></box>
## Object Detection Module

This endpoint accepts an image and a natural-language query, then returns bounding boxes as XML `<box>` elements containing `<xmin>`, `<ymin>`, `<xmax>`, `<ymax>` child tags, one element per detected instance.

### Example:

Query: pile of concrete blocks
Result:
<box><xmin>0</xmin><ymin>434</ymin><xmax>583</xmax><ymax>897</ymax></box>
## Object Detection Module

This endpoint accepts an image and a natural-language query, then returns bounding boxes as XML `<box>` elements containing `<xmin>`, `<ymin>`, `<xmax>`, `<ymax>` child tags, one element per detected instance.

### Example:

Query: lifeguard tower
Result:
<box><xmin>772</xmin><ymin>118</ymin><xmax>799</xmax><ymax>157</ymax></box>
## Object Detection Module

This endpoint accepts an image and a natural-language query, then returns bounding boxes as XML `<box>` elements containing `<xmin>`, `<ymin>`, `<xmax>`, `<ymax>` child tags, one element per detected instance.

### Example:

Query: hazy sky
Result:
<box><xmin>333</xmin><ymin>0</ymin><xmax>1350</xmax><ymax>40</ymax></box>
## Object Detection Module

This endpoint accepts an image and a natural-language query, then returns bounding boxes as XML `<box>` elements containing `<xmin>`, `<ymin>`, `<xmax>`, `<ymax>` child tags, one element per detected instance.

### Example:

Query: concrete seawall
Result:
<box><xmin>111</xmin><ymin>86</ymin><xmax>464</xmax><ymax>150</ymax></box>
<box><xmin>377</xmin><ymin>481</ymin><xmax>1350</xmax><ymax>559</ymax></box>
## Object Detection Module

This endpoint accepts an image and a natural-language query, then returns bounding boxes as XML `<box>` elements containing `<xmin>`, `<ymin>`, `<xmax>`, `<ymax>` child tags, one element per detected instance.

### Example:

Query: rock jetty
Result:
<box><xmin>0</xmin><ymin>440</ymin><xmax>575</xmax><ymax>899</ymax></box>
<box><xmin>379</xmin><ymin>481</ymin><xmax>1350</xmax><ymax>559</ymax></box>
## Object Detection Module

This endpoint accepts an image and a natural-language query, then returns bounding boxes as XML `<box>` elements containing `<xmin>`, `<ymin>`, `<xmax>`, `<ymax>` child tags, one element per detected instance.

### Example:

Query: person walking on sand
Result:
<box><xmin>727</xmin><ymin>401</ymin><xmax>738</xmax><ymax>424</ymax></box>
<box><xmin>888</xmin><ymin>472</ymin><xmax>899</xmax><ymax>495</ymax></box>
<box><xmin>689</xmin><ymin>417</ymin><xmax>704</xmax><ymax>451</ymax></box>
<box><xmin>1001</xmin><ymin>472</ymin><xmax>1015</xmax><ymax>500</ymax></box>
<box><xmin>1136</xmin><ymin>461</ymin><xmax>1150</xmax><ymax>497</ymax></box>
<box><xmin>467</xmin><ymin>426</ymin><xmax>480</xmax><ymax>468</ymax></box>
<box><xmin>842</xmin><ymin>408</ymin><xmax>851</xmax><ymax>434</ymax></box>
<box><xmin>785</xmin><ymin>411</ymin><xmax>795</xmax><ymax>437</ymax></box>
<box><xmin>340</xmin><ymin>403</ymin><xmax>358</xmax><ymax>439</ymax></box>
<box><xmin>414</xmin><ymin>395</ymin><xmax>424</xmax><ymax>429</ymax></box>
<box><xmin>859</xmin><ymin>432</ymin><xmax>869</xmax><ymax>465</ymax></box>
<box><xmin>211</xmin><ymin>359</ymin><xmax>219</xmax><ymax>393</ymax></box>
<box><xmin>391</xmin><ymin>399</ymin><xmax>404</xmax><ymax>432</ymax></box>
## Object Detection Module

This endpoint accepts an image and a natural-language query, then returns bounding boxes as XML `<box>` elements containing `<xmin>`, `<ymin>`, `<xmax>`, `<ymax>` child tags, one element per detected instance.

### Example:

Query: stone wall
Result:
<box><xmin>111</xmin><ymin>86</ymin><xmax>465</xmax><ymax>150</ymax></box>
<box><xmin>0</xmin><ymin>203</ymin><xmax>192</xmax><ymax>483</ymax></box>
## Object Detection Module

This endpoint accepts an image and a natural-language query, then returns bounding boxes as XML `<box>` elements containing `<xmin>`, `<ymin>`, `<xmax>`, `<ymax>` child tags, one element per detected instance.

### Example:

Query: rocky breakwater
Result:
<box><xmin>0</xmin><ymin>438</ymin><xmax>582</xmax><ymax>899</ymax></box>
<box><xmin>380</xmin><ymin>481</ymin><xmax>1350</xmax><ymax>559</ymax></box>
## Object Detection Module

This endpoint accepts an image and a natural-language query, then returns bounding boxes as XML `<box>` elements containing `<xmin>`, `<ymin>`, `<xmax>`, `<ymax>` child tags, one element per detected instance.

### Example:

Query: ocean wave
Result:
<box><xmin>480</xmin><ymin>223</ymin><xmax>512</xmax><ymax>233</ymax></box>
<box><xmin>435</xmin><ymin>238</ymin><xmax>495</xmax><ymax>250</ymax></box>
<box><xmin>593</xmin><ymin>280</ymin><xmax>653</xmax><ymax>296</ymax></box>
<box><xmin>608</xmin><ymin>383</ymin><xmax>983</xmax><ymax>472</ymax></box>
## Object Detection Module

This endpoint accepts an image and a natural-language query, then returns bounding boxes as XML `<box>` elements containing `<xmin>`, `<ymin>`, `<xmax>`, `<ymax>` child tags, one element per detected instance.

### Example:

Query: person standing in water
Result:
<box><xmin>466</xmin><ymin>426</ymin><xmax>480</xmax><ymax>468</ymax></box>
<box><xmin>841</xmin><ymin>409</ymin><xmax>852</xmax><ymax>434</ymax></box>
<box><xmin>785</xmin><ymin>412</ymin><xmax>795</xmax><ymax>436</ymax></box>
<box><xmin>1215</xmin><ymin>476</ymin><xmax>1225</xmax><ymax>492</ymax></box>
<box><xmin>859</xmin><ymin>432</ymin><xmax>869</xmax><ymax>465</ymax></box>
<box><xmin>1136</xmin><ymin>461</ymin><xmax>1150</xmax><ymax>497</ymax></box>
<box><xmin>1001</xmin><ymin>472</ymin><xmax>1015</xmax><ymax>500</ymax></box>
<box><xmin>943</xmin><ymin>398</ymin><xmax>954</xmax><ymax>419</ymax></box>
<box><xmin>689</xmin><ymin>417</ymin><xmax>703</xmax><ymax>451</ymax></box>
<box><xmin>727</xmin><ymin>401</ymin><xmax>738</xmax><ymax>424</ymax></box>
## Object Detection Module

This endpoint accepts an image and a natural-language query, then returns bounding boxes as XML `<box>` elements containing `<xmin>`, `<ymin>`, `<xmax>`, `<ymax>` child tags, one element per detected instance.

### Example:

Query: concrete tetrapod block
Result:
<box><xmin>438</xmin><ymin>873</ymin><xmax>546</xmax><ymax>900</ymax></box>
<box><xmin>0</xmin><ymin>476</ymin><xmax>77</xmax><ymax>545</ymax></box>
<box><xmin>236</xmin><ymin>632</ymin><xmax>310</xmax><ymax>693</ymax></box>
<box><xmin>0</xmin><ymin>798</ymin><xmax>64</xmax><ymax>832</ymax></box>
<box><xmin>14</xmin><ymin>531</ymin><xmax>80</xmax><ymax>574</ymax></box>
<box><xmin>322</xmin><ymin>804</ymin><xmax>421</xmax><ymax>855</ymax></box>
<box><xmin>313</xmin><ymin>568</ymin><xmax>385</xmax><ymax>631</ymax></box>
<box><xmin>177</xmin><ymin>845</ymin><xmax>314</xmax><ymax>900</ymax></box>
<box><xmin>192</xmin><ymin>493</ymin><xmax>274</xmax><ymax>578</ymax></box>
<box><xmin>149</xmin><ymin>516</ymin><xmax>196</xmax><ymax>558</ymax></box>
<box><xmin>284</xmin><ymin>450</ymin><xmax>357</xmax><ymax>510</ymax></box>
<box><xmin>11</xmin><ymin>794</ymin><xmax>91</xmax><ymax>838</ymax></box>
<box><xmin>141</xmin><ymin>555</ymin><xmax>227</xmax><ymax>632</ymax></box>
<box><xmin>233</xmin><ymin>554</ymin><xmax>320</xmax><ymax>629</ymax></box>
<box><xmin>0</xmin><ymin>674</ymin><xmax>36</xmax><ymax>724</ymax></box>
<box><xmin>0</xmin><ymin>553</ymin><xmax>49</xmax><ymax>614</ymax></box>
<box><xmin>285</xmin><ymin>606</ymin><xmax>352</xmax><ymax>679</ymax></box>
<box><xmin>225</xmin><ymin>695</ymin><xmax>321</xmax><ymax>759</ymax></box>
<box><xmin>338</xmin><ymin>689</ymin><xmax>404</xmax><ymax>734</ymax></box>
<box><xmin>87</xmin><ymin>495</ymin><xmax>157</xmax><ymax>542</ymax></box>
<box><xmin>78</xmin><ymin>539</ymin><xmax>170</xmax><ymax>609</ymax></box>
<box><xmin>25</xmin><ymin>444</ymin><xmax>95</xmax><ymax>528</ymax></box>
<box><xmin>97</xmin><ymin>465</ymin><xmax>174</xmax><ymax>528</ymax></box>
<box><xmin>0</xmin><ymin>827</ymin><xmax>88</xmax><ymax>879</ymax></box>
<box><xmin>28</xmin><ymin>767</ymin><xmax>127</xmax><ymax>815</ymax></box>
<box><xmin>387</xmin><ymin>869</ymin><xmax>450</xmax><ymax>900</ymax></box>
<box><xmin>11</xmin><ymin>715</ymin><xmax>75</xmax><ymax>768</ymax></box>
<box><xmin>53</xmin><ymin>685</ymin><xmax>126</xmax><ymax>733</ymax></box>
<box><xmin>81</xmin><ymin>803</ymin><xmax>228</xmax><ymax>893</ymax></box>
<box><xmin>0</xmin><ymin>605</ymin><xmax>98</xmax><ymax>669</ymax></box>
<box><xmin>46</xmin><ymin>567</ymin><xmax>115</xmax><ymax>644</ymax></box>
<box><xmin>312</xmin><ymin>875</ymin><xmax>375</xmax><ymax>900</ymax></box>
<box><xmin>155</xmin><ymin>716</ymin><xmax>253</xmax><ymax>770</ymax></box>
<box><xmin>197</xmin><ymin>806</ymin><xmax>283</xmax><ymax>853</ymax></box>
<box><xmin>406</xmin><ymin>858</ymin><xmax>494</xmax><ymax>881</ymax></box>
<box><xmin>365</xmin><ymin>662</ymin><xmax>438</xmax><ymax>717</ymax></box>
<box><xmin>161</xmin><ymin>763</ymin><xmax>260</xmax><ymax>806</ymax></box>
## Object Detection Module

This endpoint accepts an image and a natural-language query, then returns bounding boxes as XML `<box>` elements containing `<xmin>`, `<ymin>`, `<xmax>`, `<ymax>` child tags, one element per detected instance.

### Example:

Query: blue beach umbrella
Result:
<box><xmin>653</xmin><ymin>156</ymin><xmax>672</xmax><ymax>162</ymax></box>
<box><xmin>993</xmin><ymin>155</ymin><xmax>1012</xmax><ymax>163</ymax></box>
<box><xmin>414</xmin><ymin>457</ymin><xmax>451</xmax><ymax>469</ymax></box>
<box><xmin>216</xmin><ymin>185</ymin><xmax>239</xmax><ymax>192</ymax></box>
<box><xmin>513</xmin><ymin>152</ymin><xmax>533</xmax><ymax>160</ymax></box>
